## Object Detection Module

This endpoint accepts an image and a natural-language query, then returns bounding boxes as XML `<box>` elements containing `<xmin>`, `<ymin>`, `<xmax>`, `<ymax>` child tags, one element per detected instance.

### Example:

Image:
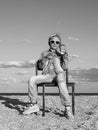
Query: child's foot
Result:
<box><xmin>64</xmin><ymin>107</ymin><xmax>74</xmax><ymax>120</ymax></box>
<box><xmin>23</xmin><ymin>104</ymin><xmax>39</xmax><ymax>115</ymax></box>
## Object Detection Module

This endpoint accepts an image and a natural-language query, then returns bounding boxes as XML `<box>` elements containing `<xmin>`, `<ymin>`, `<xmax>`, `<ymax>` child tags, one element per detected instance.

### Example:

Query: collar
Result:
<box><xmin>49</xmin><ymin>49</ymin><xmax>56</xmax><ymax>53</ymax></box>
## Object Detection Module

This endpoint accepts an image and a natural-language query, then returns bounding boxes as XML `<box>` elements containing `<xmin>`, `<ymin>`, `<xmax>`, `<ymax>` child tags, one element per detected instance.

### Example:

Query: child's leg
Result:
<box><xmin>28</xmin><ymin>74</ymin><xmax>55</xmax><ymax>104</ymax></box>
<box><xmin>23</xmin><ymin>74</ymin><xmax>55</xmax><ymax>115</ymax></box>
<box><xmin>53</xmin><ymin>57</ymin><xmax>63</xmax><ymax>74</ymax></box>
<box><xmin>53</xmin><ymin>57</ymin><xmax>71</xmax><ymax>106</ymax></box>
<box><xmin>57</xmin><ymin>72</ymin><xmax>71</xmax><ymax>107</ymax></box>
<box><xmin>53</xmin><ymin>57</ymin><xmax>74</xmax><ymax>119</ymax></box>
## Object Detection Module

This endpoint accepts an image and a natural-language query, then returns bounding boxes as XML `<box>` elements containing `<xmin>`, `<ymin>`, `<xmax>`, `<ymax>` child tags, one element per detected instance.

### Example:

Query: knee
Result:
<box><xmin>57</xmin><ymin>71</ymin><xmax>65</xmax><ymax>78</ymax></box>
<box><xmin>57</xmin><ymin>72</ymin><xmax>66</xmax><ymax>83</ymax></box>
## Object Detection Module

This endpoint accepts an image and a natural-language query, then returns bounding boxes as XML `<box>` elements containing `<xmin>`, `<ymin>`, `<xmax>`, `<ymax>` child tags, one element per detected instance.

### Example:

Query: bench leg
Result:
<box><xmin>42</xmin><ymin>84</ymin><xmax>45</xmax><ymax>116</ymax></box>
<box><xmin>72</xmin><ymin>85</ymin><xmax>75</xmax><ymax>115</ymax></box>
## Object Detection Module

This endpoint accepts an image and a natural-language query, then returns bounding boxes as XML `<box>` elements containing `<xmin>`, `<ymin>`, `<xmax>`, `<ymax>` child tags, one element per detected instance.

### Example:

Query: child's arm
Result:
<box><xmin>58</xmin><ymin>44</ymin><xmax>69</xmax><ymax>70</ymax></box>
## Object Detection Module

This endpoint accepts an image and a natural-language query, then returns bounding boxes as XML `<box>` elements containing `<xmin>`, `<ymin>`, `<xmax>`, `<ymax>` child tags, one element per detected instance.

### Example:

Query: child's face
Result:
<box><xmin>60</xmin><ymin>45</ymin><xmax>66</xmax><ymax>54</ymax></box>
<box><xmin>50</xmin><ymin>37</ymin><xmax>60</xmax><ymax>51</ymax></box>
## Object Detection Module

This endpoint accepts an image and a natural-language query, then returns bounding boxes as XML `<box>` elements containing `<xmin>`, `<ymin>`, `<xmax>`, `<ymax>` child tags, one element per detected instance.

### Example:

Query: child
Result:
<box><xmin>23</xmin><ymin>34</ymin><xmax>74</xmax><ymax>120</ymax></box>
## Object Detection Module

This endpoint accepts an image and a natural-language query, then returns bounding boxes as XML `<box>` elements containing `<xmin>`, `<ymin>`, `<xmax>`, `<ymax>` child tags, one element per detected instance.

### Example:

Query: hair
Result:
<box><xmin>48</xmin><ymin>33</ymin><xmax>61</xmax><ymax>46</ymax></box>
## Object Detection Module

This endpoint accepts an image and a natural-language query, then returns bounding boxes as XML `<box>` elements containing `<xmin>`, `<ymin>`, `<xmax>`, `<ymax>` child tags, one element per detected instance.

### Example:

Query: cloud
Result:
<box><xmin>77</xmin><ymin>60</ymin><xmax>83</xmax><ymax>63</ymax></box>
<box><xmin>69</xmin><ymin>54</ymin><xmax>79</xmax><ymax>62</ymax></box>
<box><xmin>70</xmin><ymin>54</ymin><xmax>79</xmax><ymax>58</ymax></box>
<box><xmin>0</xmin><ymin>76</ymin><xmax>29</xmax><ymax>85</ymax></box>
<box><xmin>19</xmin><ymin>78</ymin><xmax>28</xmax><ymax>83</ymax></box>
<box><xmin>19</xmin><ymin>39</ymin><xmax>32</xmax><ymax>44</ymax></box>
<box><xmin>95</xmin><ymin>66</ymin><xmax>98</xmax><ymax>69</ymax></box>
<box><xmin>68</xmin><ymin>37</ymin><xmax>80</xmax><ymax>41</ymax></box>
<box><xmin>13</xmin><ymin>70</ymin><xmax>28</xmax><ymax>75</ymax></box>
<box><xmin>0</xmin><ymin>60</ymin><xmax>36</xmax><ymax>68</ymax></box>
<box><xmin>0</xmin><ymin>77</ymin><xmax>17</xmax><ymax>85</ymax></box>
<box><xmin>70</xmin><ymin>67</ymin><xmax>98</xmax><ymax>82</ymax></box>
<box><xmin>0</xmin><ymin>78</ymin><xmax>9</xmax><ymax>82</ymax></box>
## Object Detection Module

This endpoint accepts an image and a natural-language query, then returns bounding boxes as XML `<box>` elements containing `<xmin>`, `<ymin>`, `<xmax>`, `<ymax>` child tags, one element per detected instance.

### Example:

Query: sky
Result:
<box><xmin>0</xmin><ymin>0</ymin><xmax>98</xmax><ymax>93</ymax></box>
<box><xmin>0</xmin><ymin>0</ymin><xmax>98</xmax><ymax>69</ymax></box>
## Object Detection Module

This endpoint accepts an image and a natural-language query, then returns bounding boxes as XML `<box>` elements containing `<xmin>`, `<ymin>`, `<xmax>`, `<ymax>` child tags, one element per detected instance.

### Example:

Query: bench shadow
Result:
<box><xmin>49</xmin><ymin>108</ymin><xmax>64</xmax><ymax>117</ymax></box>
<box><xmin>40</xmin><ymin>107</ymin><xmax>64</xmax><ymax>117</ymax></box>
<box><xmin>0</xmin><ymin>96</ymin><xmax>28</xmax><ymax>114</ymax></box>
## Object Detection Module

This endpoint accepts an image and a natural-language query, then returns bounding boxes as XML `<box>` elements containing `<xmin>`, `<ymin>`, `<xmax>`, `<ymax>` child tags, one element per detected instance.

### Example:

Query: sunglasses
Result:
<box><xmin>50</xmin><ymin>40</ymin><xmax>60</xmax><ymax>44</ymax></box>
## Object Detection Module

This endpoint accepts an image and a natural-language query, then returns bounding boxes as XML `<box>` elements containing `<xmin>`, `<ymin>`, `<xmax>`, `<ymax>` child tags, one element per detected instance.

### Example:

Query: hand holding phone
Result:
<box><xmin>60</xmin><ymin>44</ymin><xmax>67</xmax><ymax>55</ymax></box>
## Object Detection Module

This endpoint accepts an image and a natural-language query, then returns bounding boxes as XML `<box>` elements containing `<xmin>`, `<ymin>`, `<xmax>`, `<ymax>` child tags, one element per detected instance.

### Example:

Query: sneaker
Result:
<box><xmin>23</xmin><ymin>104</ymin><xmax>39</xmax><ymax>115</ymax></box>
<box><xmin>65</xmin><ymin>107</ymin><xmax>74</xmax><ymax>120</ymax></box>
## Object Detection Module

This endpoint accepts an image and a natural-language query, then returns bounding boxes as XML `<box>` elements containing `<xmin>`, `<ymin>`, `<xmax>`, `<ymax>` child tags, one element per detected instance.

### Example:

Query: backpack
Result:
<box><xmin>36</xmin><ymin>59</ymin><xmax>44</xmax><ymax>70</ymax></box>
